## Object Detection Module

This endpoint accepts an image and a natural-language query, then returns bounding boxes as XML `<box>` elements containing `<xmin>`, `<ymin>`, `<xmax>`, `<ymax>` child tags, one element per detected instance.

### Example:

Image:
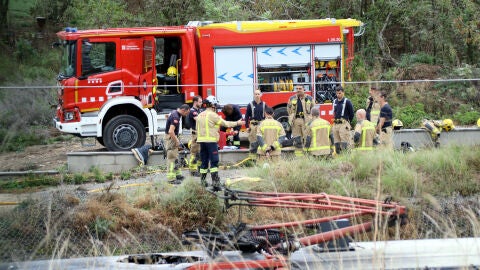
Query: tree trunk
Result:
<box><xmin>0</xmin><ymin>0</ymin><xmax>9</xmax><ymax>36</ymax></box>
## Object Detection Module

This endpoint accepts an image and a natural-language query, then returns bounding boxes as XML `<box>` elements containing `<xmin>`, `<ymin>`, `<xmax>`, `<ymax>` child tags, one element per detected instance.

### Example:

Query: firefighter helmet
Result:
<box><xmin>203</xmin><ymin>95</ymin><xmax>219</xmax><ymax>108</ymax></box>
<box><xmin>392</xmin><ymin>119</ymin><xmax>403</xmax><ymax>130</ymax></box>
<box><xmin>442</xmin><ymin>119</ymin><xmax>454</xmax><ymax>131</ymax></box>
<box><xmin>167</xmin><ymin>66</ymin><xmax>177</xmax><ymax>77</ymax></box>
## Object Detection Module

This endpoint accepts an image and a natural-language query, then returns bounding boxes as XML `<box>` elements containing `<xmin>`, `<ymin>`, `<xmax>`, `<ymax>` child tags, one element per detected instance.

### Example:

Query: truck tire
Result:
<box><xmin>274</xmin><ymin>107</ymin><xmax>291</xmax><ymax>139</ymax></box>
<box><xmin>103</xmin><ymin>115</ymin><xmax>146</xmax><ymax>151</ymax></box>
<box><xmin>96</xmin><ymin>137</ymin><xmax>105</xmax><ymax>147</ymax></box>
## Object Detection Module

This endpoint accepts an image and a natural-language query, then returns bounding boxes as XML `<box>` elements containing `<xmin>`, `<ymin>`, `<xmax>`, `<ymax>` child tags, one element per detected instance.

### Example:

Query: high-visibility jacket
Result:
<box><xmin>354</xmin><ymin>120</ymin><xmax>376</xmax><ymax>151</ymax></box>
<box><xmin>306</xmin><ymin>118</ymin><xmax>331</xmax><ymax>155</ymax></box>
<box><xmin>421</xmin><ymin>119</ymin><xmax>442</xmax><ymax>140</ymax></box>
<box><xmin>256</xmin><ymin>118</ymin><xmax>285</xmax><ymax>156</ymax></box>
<box><xmin>196</xmin><ymin>109</ymin><xmax>238</xmax><ymax>143</ymax></box>
<box><xmin>287</xmin><ymin>94</ymin><xmax>314</xmax><ymax>124</ymax></box>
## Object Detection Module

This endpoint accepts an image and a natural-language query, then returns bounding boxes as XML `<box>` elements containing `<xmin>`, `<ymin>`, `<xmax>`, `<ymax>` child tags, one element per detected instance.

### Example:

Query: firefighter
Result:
<box><xmin>131</xmin><ymin>144</ymin><xmax>154</xmax><ymax>166</ymax></box>
<box><xmin>186</xmin><ymin>95</ymin><xmax>203</xmax><ymax>176</ymax></box>
<box><xmin>165</xmin><ymin>104</ymin><xmax>191</xmax><ymax>183</ymax></box>
<box><xmin>197</xmin><ymin>96</ymin><xmax>245</xmax><ymax>190</ymax></box>
<box><xmin>245</xmin><ymin>89</ymin><xmax>266</xmax><ymax>161</ymax></box>
<box><xmin>305</xmin><ymin>107</ymin><xmax>332</xmax><ymax>158</ymax></box>
<box><xmin>421</xmin><ymin>118</ymin><xmax>455</xmax><ymax>147</ymax></box>
<box><xmin>366</xmin><ymin>86</ymin><xmax>381</xmax><ymax>123</ymax></box>
<box><xmin>375</xmin><ymin>91</ymin><xmax>393</xmax><ymax>150</ymax></box>
<box><xmin>353</xmin><ymin>109</ymin><xmax>376</xmax><ymax>151</ymax></box>
<box><xmin>221</xmin><ymin>104</ymin><xmax>243</xmax><ymax>147</ymax></box>
<box><xmin>256</xmin><ymin>106</ymin><xmax>286</xmax><ymax>162</ymax></box>
<box><xmin>332</xmin><ymin>86</ymin><xmax>354</xmax><ymax>154</ymax></box>
<box><xmin>287</xmin><ymin>84</ymin><xmax>314</xmax><ymax>157</ymax></box>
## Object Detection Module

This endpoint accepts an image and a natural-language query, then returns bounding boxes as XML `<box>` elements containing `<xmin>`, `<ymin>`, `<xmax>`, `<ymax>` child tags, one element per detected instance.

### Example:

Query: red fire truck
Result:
<box><xmin>53</xmin><ymin>19</ymin><xmax>364</xmax><ymax>151</ymax></box>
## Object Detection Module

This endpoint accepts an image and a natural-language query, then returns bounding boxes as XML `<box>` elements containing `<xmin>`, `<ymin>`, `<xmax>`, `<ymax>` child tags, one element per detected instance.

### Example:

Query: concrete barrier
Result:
<box><xmin>67</xmin><ymin>128</ymin><xmax>480</xmax><ymax>173</ymax></box>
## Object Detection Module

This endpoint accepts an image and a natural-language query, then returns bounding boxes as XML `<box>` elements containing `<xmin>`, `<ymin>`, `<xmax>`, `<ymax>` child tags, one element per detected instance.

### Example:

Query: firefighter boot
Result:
<box><xmin>211</xmin><ymin>172</ymin><xmax>221</xmax><ymax>192</ymax></box>
<box><xmin>334</xmin><ymin>143</ymin><xmax>341</xmax><ymax>155</ymax></box>
<box><xmin>131</xmin><ymin>144</ymin><xmax>152</xmax><ymax>166</ymax></box>
<box><xmin>200</xmin><ymin>173</ymin><xmax>208</xmax><ymax>187</ymax></box>
<box><xmin>175</xmin><ymin>160</ymin><xmax>184</xmax><ymax>182</ymax></box>
<box><xmin>189</xmin><ymin>155</ymin><xmax>201</xmax><ymax>177</ymax></box>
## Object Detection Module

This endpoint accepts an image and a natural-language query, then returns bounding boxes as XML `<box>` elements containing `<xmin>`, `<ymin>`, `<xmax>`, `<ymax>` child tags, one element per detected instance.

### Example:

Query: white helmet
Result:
<box><xmin>203</xmin><ymin>95</ymin><xmax>219</xmax><ymax>107</ymax></box>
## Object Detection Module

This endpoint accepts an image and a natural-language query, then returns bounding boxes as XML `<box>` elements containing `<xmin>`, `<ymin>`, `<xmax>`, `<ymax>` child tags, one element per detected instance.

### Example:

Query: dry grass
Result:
<box><xmin>0</xmin><ymin>145</ymin><xmax>479</xmax><ymax>262</ymax></box>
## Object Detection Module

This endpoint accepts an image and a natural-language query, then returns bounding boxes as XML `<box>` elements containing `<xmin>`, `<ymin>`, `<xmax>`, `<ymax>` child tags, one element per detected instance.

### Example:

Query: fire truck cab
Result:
<box><xmin>53</xmin><ymin>19</ymin><xmax>364</xmax><ymax>151</ymax></box>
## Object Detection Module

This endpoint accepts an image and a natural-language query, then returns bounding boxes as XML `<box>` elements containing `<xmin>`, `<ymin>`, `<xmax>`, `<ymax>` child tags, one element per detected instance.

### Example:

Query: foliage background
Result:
<box><xmin>0</xmin><ymin>0</ymin><xmax>479</xmax><ymax>151</ymax></box>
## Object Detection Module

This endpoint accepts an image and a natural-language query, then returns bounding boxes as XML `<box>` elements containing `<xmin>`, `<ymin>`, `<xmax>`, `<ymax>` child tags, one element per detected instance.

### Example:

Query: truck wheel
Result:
<box><xmin>103</xmin><ymin>115</ymin><xmax>146</xmax><ymax>151</ymax></box>
<box><xmin>274</xmin><ymin>107</ymin><xmax>291</xmax><ymax>139</ymax></box>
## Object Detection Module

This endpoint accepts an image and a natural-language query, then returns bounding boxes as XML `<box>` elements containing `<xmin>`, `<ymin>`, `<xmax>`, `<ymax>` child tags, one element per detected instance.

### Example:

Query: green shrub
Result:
<box><xmin>396</xmin><ymin>103</ymin><xmax>429</xmax><ymax>128</ymax></box>
<box><xmin>453</xmin><ymin>105</ymin><xmax>480</xmax><ymax>125</ymax></box>
<box><xmin>158</xmin><ymin>180</ymin><xmax>224</xmax><ymax>232</ymax></box>
<box><xmin>13</xmin><ymin>39</ymin><xmax>35</xmax><ymax>63</ymax></box>
<box><xmin>121</xmin><ymin>171</ymin><xmax>131</xmax><ymax>180</ymax></box>
<box><xmin>398</xmin><ymin>53</ymin><xmax>435</xmax><ymax>67</ymax></box>
<box><xmin>73</xmin><ymin>173</ymin><xmax>86</xmax><ymax>184</ymax></box>
<box><xmin>90</xmin><ymin>166</ymin><xmax>106</xmax><ymax>183</ymax></box>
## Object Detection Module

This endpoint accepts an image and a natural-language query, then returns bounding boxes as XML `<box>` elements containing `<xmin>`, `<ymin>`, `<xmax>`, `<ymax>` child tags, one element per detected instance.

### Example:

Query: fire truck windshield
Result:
<box><xmin>57</xmin><ymin>40</ymin><xmax>76</xmax><ymax>80</ymax></box>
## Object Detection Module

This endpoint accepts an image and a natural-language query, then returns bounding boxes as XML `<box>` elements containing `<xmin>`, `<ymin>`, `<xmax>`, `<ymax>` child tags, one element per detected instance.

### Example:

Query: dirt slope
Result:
<box><xmin>0</xmin><ymin>140</ymin><xmax>103</xmax><ymax>172</ymax></box>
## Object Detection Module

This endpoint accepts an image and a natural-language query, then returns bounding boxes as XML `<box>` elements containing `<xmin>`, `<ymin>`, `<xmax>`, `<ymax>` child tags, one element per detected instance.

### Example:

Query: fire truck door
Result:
<box><xmin>214</xmin><ymin>47</ymin><xmax>253</xmax><ymax>105</ymax></box>
<box><xmin>76</xmin><ymin>38</ymin><xmax>122</xmax><ymax>112</ymax></box>
<box><xmin>138</xmin><ymin>37</ymin><xmax>156</xmax><ymax>107</ymax></box>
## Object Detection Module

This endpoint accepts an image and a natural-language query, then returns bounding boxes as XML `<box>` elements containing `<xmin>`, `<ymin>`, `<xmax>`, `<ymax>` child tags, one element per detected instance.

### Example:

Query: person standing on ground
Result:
<box><xmin>353</xmin><ymin>109</ymin><xmax>376</xmax><ymax>151</ymax></box>
<box><xmin>256</xmin><ymin>106</ymin><xmax>286</xmax><ymax>162</ymax></box>
<box><xmin>186</xmin><ymin>95</ymin><xmax>203</xmax><ymax>176</ymax></box>
<box><xmin>245</xmin><ymin>89</ymin><xmax>266</xmax><ymax>161</ymax></box>
<box><xmin>196</xmin><ymin>96</ymin><xmax>245</xmax><ymax>191</ymax></box>
<box><xmin>332</xmin><ymin>86</ymin><xmax>354</xmax><ymax>154</ymax></box>
<box><xmin>221</xmin><ymin>104</ymin><xmax>243</xmax><ymax>147</ymax></box>
<box><xmin>287</xmin><ymin>84</ymin><xmax>314</xmax><ymax>157</ymax></box>
<box><xmin>376</xmin><ymin>91</ymin><xmax>393</xmax><ymax>150</ymax></box>
<box><xmin>366</xmin><ymin>86</ymin><xmax>381</xmax><ymax>123</ymax></box>
<box><xmin>165</xmin><ymin>104</ymin><xmax>191</xmax><ymax>183</ymax></box>
<box><xmin>305</xmin><ymin>107</ymin><xmax>333</xmax><ymax>158</ymax></box>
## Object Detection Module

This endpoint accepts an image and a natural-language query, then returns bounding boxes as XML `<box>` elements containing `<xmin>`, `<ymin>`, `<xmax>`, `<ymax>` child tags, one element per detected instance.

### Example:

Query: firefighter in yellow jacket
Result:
<box><xmin>421</xmin><ymin>118</ymin><xmax>455</xmax><ymax>147</ymax></box>
<box><xmin>196</xmin><ymin>96</ymin><xmax>245</xmax><ymax>190</ymax></box>
<box><xmin>305</xmin><ymin>107</ymin><xmax>332</xmax><ymax>158</ymax></box>
<box><xmin>256</xmin><ymin>106</ymin><xmax>286</xmax><ymax>162</ymax></box>
<box><xmin>353</xmin><ymin>109</ymin><xmax>376</xmax><ymax>151</ymax></box>
<box><xmin>287</xmin><ymin>84</ymin><xmax>314</xmax><ymax>157</ymax></box>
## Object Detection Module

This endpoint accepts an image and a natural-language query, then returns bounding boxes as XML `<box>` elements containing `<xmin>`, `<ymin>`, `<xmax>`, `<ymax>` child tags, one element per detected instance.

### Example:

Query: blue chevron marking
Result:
<box><xmin>262</xmin><ymin>48</ymin><xmax>272</xmax><ymax>56</ymax></box>
<box><xmin>233</xmin><ymin>72</ymin><xmax>243</xmax><ymax>81</ymax></box>
<box><xmin>248</xmin><ymin>73</ymin><xmax>254</xmax><ymax>78</ymax></box>
<box><xmin>306</xmin><ymin>48</ymin><xmax>311</xmax><ymax>53</ymax></box>
<box><xmin>217</xmin><ymin>73</ymin><xmax>227</xmax><ymax>81</ymax></box>
<box><xmin>292</xmin><ymin>47</ymin><xmax>301</xmax><ymax>55</ymax></box>
<box><xmin>277</xmin><ymin>48</ymin><xmax>286</xmax><ymax>56</ymax></box>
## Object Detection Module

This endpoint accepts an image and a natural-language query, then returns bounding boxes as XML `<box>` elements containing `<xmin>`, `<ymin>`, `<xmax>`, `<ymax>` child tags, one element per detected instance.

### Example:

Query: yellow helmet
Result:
<box><xmin>442</xmin><ymin>119</ymin><xmax>454</xmax><ymax>131</ymax></box>
<box><xmin>167</xmin><ymin>66</ymin><xmax>177</xmax><ymax>77</ymax></box>
<box><xmin>392</xmin><ymin>119</ymin><xmax>403</xmax><ymax>130</ymax></box>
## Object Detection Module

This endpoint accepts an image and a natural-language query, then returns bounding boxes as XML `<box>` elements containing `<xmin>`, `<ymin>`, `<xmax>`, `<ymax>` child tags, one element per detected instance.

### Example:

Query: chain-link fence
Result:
<box><xmin>0</xmin><ymin>184</ymin><xmax>180</xmax><ymax>263</ymax></box>
<box><xmin>1</xmin><ymin>181</ymin><xmax>479</xmax><ymax>263</ymax></box>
